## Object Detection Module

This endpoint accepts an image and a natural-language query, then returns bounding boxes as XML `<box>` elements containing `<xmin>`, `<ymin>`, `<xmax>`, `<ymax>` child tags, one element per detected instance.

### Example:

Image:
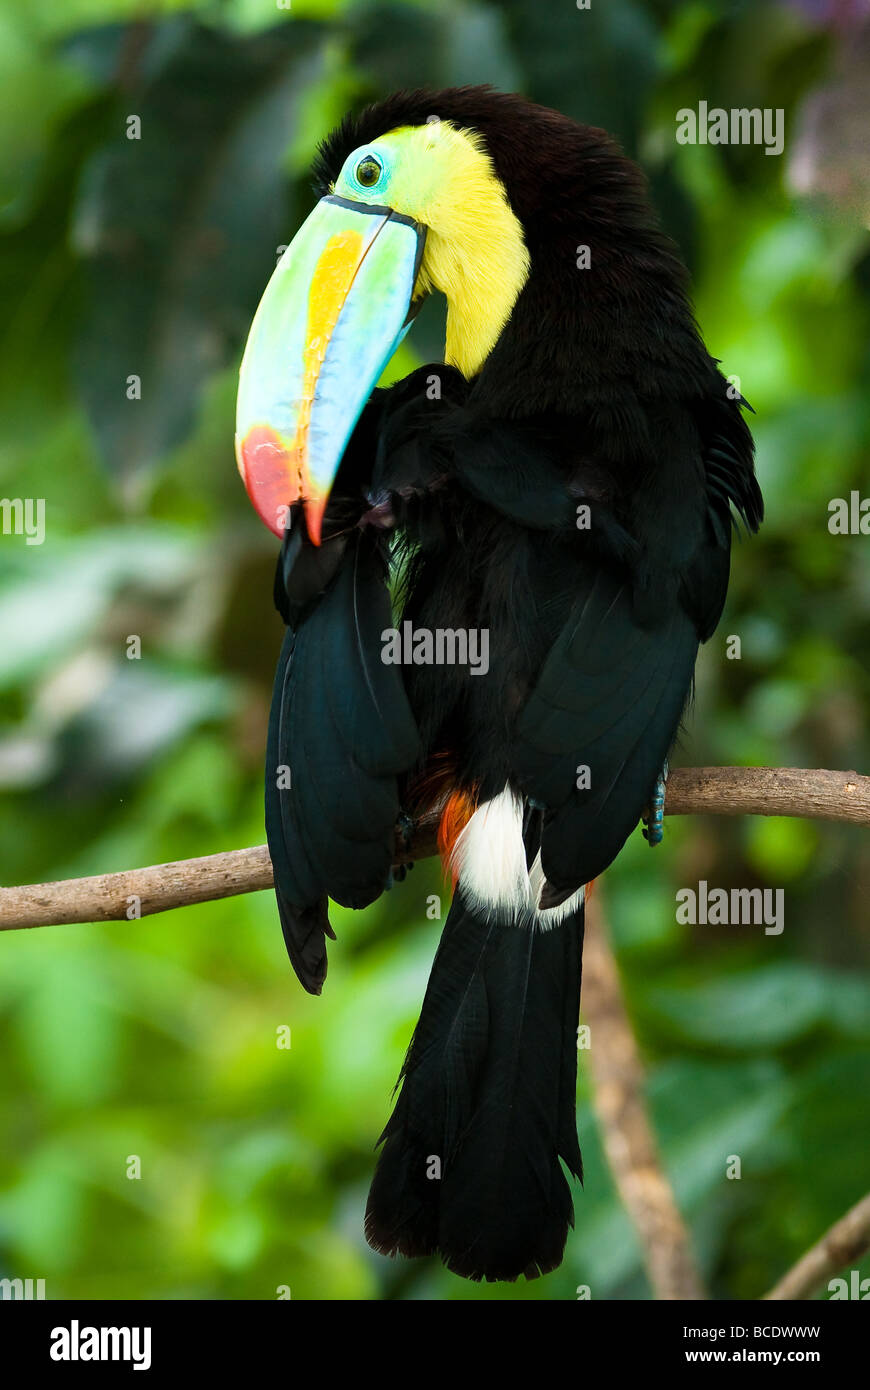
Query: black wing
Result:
<box><xmin>266</xmin><ymin>517</ymin><xmax>420</xmax><ymax>994</ymax></box>
<box><xmin>508</xmin><ymin>390</ymin><xmax>760</xmax><ymax>896</ymax></box>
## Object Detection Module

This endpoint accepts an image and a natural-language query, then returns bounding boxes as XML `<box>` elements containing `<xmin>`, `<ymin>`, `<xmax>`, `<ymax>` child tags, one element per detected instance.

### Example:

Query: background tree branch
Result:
<box><xmin>582</xmin><ymin>887</ymin><xmax>706</xmax><ymax>1299</ymax></box>
<box><xmin>0</xmin><ymin>765</ymin><xmax>866</xmax><ymax>931</ymax></box>
<box><xmin>764</xmin><ymin>1192</ymin><xmax>870</xmax><ymax>1300</ymax></box>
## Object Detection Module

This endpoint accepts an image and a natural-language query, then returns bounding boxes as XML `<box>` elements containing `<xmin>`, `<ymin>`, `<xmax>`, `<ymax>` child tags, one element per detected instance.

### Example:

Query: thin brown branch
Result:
<box><xmin>0</xmin><ymin>844</ymin><xmax>276</xmax><ymax>932</ymax></box>
<box><xmin>663</xmin><ymin>765</ymin><xmax>869</xmax><ymax>824</ymax></box>
<box><xmin>0</xmin><ymin>766</ymin><xmax>867</xmax><ymax>931</ymax></box>
<box><xmin>764</xmin><ymin>1192</ymin><xmax>870</xmax><ymax>1300</ymax></box>
<box><xmin>582</xmin><ymin>888</ymin><xmax>706</xmax><ymax>1300</ymax></box>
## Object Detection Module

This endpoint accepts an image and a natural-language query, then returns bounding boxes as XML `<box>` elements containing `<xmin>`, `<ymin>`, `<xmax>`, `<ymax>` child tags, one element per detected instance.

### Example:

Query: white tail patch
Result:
<box><xmin>450</xmin><ymin>787</ymin><xmax>528</xmax><ymax>917</ymax></box>
<box><xmin>528</xmin><ymin>852</ymin><xmax>586</xmax><ymax>929</ymax></box>
<box><xmin>451</xmin><ymin>786</ymin><xmax>585</xmax><ymax>928</ymax></box>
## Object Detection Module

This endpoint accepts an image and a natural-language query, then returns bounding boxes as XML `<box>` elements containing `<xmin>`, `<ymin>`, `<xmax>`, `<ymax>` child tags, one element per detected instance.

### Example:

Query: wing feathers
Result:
<box><xmin>266</xmin><ymin>531</ymin><xmax>421</xmax><ymax>990</ymax></box>
<box><xmin>511</xmin><ymin>567</ymin><xmax>698</xmax><ymax>890</ymax></box>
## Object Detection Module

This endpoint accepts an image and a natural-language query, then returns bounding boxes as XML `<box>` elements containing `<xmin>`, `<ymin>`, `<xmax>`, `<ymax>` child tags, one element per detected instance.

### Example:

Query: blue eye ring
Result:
<box><xmin>353</xmin><ymin>153</ymin><xmax>384</xmax><ymax>189</ymax></box>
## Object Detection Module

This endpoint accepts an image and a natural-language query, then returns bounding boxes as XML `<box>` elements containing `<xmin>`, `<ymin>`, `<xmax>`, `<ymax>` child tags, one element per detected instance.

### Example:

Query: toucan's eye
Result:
<box><xmin>354</xmin><ymin>155</ymin><xmax>383</xmax><ymax>189</ymax></box>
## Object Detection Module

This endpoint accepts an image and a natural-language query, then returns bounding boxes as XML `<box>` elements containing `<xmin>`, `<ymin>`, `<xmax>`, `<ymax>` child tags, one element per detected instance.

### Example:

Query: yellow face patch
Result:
<box><xmin>333</xmin><ymin>121</ymin><xmax>530</xmax><ymax>378</ymax></box>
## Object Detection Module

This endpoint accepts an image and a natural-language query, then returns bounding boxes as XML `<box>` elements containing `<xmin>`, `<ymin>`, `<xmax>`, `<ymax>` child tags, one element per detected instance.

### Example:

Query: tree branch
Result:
<box><xmin>582</xmin><ymin>888</ymin><xmax>706</xmax><ymax>1299</ymax></box>
<box><xmin>0</xmin><ymin>766</ymin><xmax>867</xmax><ymax>931</ymax></box>
<box><xmin>764</xmin><ymin>1192</ymin><xmax>870</xmax><ymax>1300</ymax></box>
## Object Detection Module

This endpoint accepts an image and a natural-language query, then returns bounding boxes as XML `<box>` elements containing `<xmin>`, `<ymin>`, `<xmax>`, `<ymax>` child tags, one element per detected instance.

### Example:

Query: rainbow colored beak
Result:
<box><xmin>235</xmin><ymin>195</ymin><xmax>425</xmax><ymax>544</ymax></box>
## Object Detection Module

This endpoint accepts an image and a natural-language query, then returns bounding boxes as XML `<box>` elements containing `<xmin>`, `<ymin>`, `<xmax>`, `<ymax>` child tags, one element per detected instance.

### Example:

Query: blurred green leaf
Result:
<box><xmin>72</xmin><ymin>17</ymin><xmax>326</xmax><ymax>480</ymax></box>
<box><xmin>644</xmin><ymin>964</ymin><xmax>870</xmax><ymax>1051</ymax></box>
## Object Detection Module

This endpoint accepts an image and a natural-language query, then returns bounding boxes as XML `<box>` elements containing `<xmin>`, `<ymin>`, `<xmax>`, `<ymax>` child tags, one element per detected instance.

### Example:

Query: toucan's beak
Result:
<box><xmin>235</xmin><ymin>195</ymin><xmax>425</xmax><ymax>544</ymax></box>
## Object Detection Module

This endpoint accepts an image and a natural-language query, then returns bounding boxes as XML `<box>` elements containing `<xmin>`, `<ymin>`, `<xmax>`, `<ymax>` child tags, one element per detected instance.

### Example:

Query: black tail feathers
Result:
<box><xmin>365</xmin><ymin>890</ymin><xmax>584</xmax><ymax>1281</ymax></box>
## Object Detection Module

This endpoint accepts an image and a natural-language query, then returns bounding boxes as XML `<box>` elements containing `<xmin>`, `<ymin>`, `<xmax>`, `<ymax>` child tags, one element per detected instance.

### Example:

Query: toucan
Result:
<box><xmin>235</xmin><ymin>86</ymin><xmax>762</xmax><ymax>1283</ymax></box>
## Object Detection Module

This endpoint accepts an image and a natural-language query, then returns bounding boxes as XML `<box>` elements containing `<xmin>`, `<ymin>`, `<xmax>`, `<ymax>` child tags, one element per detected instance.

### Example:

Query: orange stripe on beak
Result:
<box><xmin>295</xmin><ymin>229</ymin><xmax>365</xmax><ymax>545</ymax></box>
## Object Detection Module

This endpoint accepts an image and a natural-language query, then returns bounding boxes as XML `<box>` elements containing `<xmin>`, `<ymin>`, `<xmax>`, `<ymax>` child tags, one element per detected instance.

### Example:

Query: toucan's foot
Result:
<box><xmin>642</xmin><ymin>761</ymin><xmax>668</xmax><ymax>846</ymax></box>
<box><xmin>396</xmin><ymin>811</ymin><xmax>415</xmax><ymax>850</ymax></box>
<box><xmin>389</xmin><ymin>812</ymin><xmax>416</xmax><ymax>884</ymax></box>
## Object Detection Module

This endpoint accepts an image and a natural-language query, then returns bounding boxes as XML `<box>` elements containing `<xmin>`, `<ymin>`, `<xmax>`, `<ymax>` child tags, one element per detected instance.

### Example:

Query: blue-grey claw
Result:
<box><xmin>388</xmin><ymin>812</ymin><xmax>416</xmax><ymax>883</ymax></box>
<box><xmin>642</xmin><ymin>761</ymin><xmax>669</xmax><ymax>846</ymax></box>
<box><xmin>396</xmin><ymin>811</ymin><xmax>415</xmax><ymax>851</ymax></box>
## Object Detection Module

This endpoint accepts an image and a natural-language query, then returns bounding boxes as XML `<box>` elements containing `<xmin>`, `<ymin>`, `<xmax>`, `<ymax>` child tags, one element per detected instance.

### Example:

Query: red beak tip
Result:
<box><xmin>237</xmin><ymin>428</ymin><xmax>330</xmax><ymax>546</ymax></box>
<box><xmin>238</xmin><ymin>425</ymin><xmax>301</xmax><ymax>540</ymax></box>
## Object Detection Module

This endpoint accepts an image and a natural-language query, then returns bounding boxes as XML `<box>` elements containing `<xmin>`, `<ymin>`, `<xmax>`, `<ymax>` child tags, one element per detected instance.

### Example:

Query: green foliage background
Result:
<box><xmin>0</xmin><ymin>0</ymin><xmax>868</xmax><ymax>1300</ymax></box>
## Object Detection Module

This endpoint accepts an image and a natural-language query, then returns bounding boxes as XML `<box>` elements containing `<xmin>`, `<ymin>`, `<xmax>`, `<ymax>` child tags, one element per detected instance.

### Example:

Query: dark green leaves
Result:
<box><xmin>72</xmin><ymin>18</ymin><xmax>326</xmax><ymax>480</ymax></box>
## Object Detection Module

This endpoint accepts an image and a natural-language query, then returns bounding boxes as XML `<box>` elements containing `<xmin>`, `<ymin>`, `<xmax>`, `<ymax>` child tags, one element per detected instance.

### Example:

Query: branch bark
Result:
<box><xmin>764</xmin><ymin>1192</ymin><xmax>870</xmax><ymax>1300</ymax></box>
<box><xmin>1</xmin><ymin>766</ymin><xmax>867</xmax><ymax>931</ymax></box>
<box><xmin>582</xmin><ymin>888</ymin><xmax>706</xmax><ymax>1299</ymax></box>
